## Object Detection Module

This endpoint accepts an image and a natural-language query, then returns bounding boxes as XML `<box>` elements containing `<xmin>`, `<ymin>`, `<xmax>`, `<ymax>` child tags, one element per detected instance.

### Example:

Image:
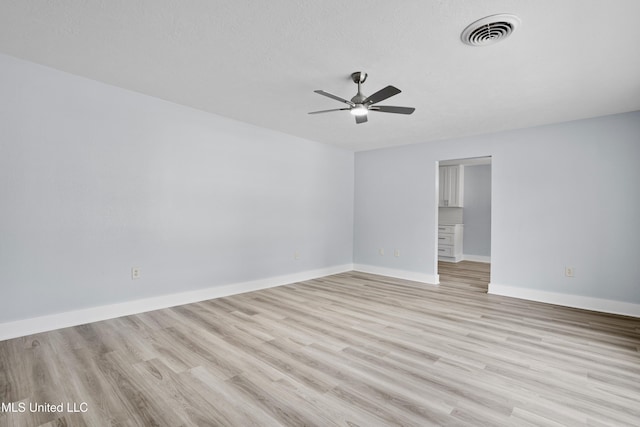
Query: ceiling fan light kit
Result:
<box><xmin>309</xmin><ymin>71</ymin><xmax>415</xmax><ymax>124</ymax></box>
<box><xmin>350</xmin><ymin>105</ymin><xmax>368</xmax><ymax>116</ymax></box>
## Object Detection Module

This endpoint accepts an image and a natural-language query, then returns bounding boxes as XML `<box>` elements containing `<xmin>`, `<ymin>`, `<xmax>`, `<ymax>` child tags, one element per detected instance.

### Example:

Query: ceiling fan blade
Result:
<box><xmin>355</xmin><ymin>114</ymin><xmax>368</xmax><ymax>124</ymax></box>
<box><xmin>369</xmin><ymin>105</ymin><xmax>416</xmax><ymax>115</ymax></box>
<box><xmin>314</xmin><ymin>90</ymin><xmax>355</xmax><ymax>106</ymax></box>
<box><xmin>364</xmin><ymin>85</ymin><xmax>401</xmax><ymax>105</ymax></box>
<box><xmin>308</xmin><ymin>108</ymin><xmax>350</xmax><ymax>115</ymax></box>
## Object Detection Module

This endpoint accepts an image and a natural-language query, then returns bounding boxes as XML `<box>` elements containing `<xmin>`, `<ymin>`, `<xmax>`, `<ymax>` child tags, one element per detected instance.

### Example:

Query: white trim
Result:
<box><xmin>463</xmin><ymin>254</ymin><xmax>491</xmax><ymax>263</ymax></box>
<box><xmin>438</xmin><ymin>255</ymin><xmax>463</xmax><ymax>263</ymax></box>
<box><xmin>353</xmin><ymin>264</ymin><xmax>439</xmax><ymax>285</ymax></box>
<box><xmin>488</xmin><ymin>283</ymin><xmax>640</xmax><ymax>318</ymax></box>
<box><xmin>0</xmin><ymin>264</ymin><xmax>353</xmax><ymax>342</ymax></box>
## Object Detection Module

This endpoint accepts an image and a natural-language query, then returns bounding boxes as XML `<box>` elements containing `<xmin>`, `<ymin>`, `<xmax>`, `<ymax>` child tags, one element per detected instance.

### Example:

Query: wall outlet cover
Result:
<box><xmin>565</xmin><ymin>267</ymin><xmax>575</xmax><ymax>277</ymax></box>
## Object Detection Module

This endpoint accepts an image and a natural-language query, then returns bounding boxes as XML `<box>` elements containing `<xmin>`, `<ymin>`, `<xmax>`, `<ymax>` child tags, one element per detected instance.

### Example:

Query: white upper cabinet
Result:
<box><xmin>439</xmin><ymin>165</ymin><xmax>464</xmax><ymax>207</ymax></box>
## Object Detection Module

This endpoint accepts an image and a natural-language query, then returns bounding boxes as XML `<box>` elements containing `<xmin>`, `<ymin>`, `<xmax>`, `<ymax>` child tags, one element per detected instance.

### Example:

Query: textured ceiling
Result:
<box><xmin>1</xmin><ymin>1</ymin><xmax>639</xmax><ymax>151</ymax></box>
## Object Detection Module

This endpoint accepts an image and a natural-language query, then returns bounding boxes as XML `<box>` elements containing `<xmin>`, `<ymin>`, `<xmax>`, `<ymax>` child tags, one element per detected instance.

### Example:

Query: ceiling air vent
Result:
<box><xmin>461</xmin><ymin>14</ymin><xmax>521</xmax><ymax>46</ymax></box>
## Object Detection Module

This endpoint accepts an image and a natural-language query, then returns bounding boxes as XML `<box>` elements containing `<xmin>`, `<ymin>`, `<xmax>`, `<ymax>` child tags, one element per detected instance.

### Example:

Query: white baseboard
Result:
<box><xmin>353</xmin><ymin>264</ymin><xmax>439</xmax><ymax>285</ymax></box>
<box><xmin>463</xmin><ymin>254</ymin><xmax>491</xmax><ymax>263</ymax></box>
<box><xmin>438</xmin><ymin>255</ymin><xmax>463</xmax><ymax>263</ymax></box>
<box><xmin>0</xmin><ymin>264</ymin><xmax>353</xmax><ymax>342</ymax></box>
<box><xmin>488</xmin><ymin>283</ymin><xmax>640</xmax><ymax>318</ymax></box>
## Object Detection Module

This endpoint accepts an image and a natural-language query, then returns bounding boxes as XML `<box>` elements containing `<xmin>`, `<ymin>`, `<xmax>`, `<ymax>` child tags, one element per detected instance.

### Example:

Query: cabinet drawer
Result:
<box><xmin>438</xmin><ymin>246</ymin><xmax>454</xmax><ymax>256</ymax></box>
<box><xmin>438</xmin><ymin>234</ymin><xmax>454</xmax><ymax>245</ymax></box>
<box><xmin>438</xmin><ymin>225</ymin><xmax>456</xmax><ymax>234</ymax></box>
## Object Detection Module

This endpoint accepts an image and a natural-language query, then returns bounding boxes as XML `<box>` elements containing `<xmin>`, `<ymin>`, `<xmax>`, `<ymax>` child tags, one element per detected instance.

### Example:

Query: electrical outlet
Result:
<box><xmin>294</xmin><ymin>251</ymin><xmax>300</xmax><ymax>260</ymax></box>
<box><xmin>565</xmin><ymin>267</ymin><xmax>575</xmax><ymax>277</ymax></box>
<box><xmin>131</xmin><ymin>267</ymin><xmax>141</xmax><ymax>280</ymax></box>
<box><xmin>394</xmin><ymin>249</ymin><xmax>400</xmax><ymax>257</ymax></box>
<box><xmin>379</xmin><ymin>248</ymin><xmax>384</xmax><ymax>256</ymax></box>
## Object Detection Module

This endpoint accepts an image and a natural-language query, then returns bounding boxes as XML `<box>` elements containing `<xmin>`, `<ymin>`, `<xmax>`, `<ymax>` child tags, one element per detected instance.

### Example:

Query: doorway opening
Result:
<box><xmin>437</xmin><ymin>156</ymin><xmax>492</xmax><ymax>291</ymax></box>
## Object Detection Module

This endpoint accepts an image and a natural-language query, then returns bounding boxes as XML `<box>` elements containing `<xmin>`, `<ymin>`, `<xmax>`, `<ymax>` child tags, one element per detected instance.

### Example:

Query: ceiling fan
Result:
<box><xmin>309</xmin><ymin>72</ymin><xmax>415</xmax><ymax>124</ymax></box>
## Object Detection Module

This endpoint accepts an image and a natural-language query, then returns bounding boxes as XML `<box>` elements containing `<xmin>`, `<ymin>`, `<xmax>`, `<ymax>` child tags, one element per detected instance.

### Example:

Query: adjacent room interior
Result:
<box><xmin>1</xmin><ymin>2</ymin><xmax>639</xmax><ymax>426</ymax></box>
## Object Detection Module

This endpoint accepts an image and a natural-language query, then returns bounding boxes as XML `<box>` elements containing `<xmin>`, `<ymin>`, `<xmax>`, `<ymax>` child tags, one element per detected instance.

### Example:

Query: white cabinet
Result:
<box><xmin>438</xmin><ymin>224</ymin><xmax>463</xmax><ymax>262</ymax></box>
<box><xmin>439</xmin><ymin>165</ymin><xmax>464</xmax><ymax>207</ymax></box>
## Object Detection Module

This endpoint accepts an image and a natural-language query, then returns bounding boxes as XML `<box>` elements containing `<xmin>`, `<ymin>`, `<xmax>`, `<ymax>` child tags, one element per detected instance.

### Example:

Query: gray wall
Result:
<box><xmin>3</xmin><ymin>51</ymin><xmax>640</xmax><ymax>324</ymax></box>
<box><xmin>0</xmin><ymin>54</ymin><xmax>354</xmax><ymax>323</ymax></box>
<box><xmin>354</xmin><ymin>111</ymin><xmax>640</xmax><ymax>304</ymax></box>
<box><xmin>463</xmin><ymin>164</ymin><xmax>491</xmax><ymax>257</ymax></box>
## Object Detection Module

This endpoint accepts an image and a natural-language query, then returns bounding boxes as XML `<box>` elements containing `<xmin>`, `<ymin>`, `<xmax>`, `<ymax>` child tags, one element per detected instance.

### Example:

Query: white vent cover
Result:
<box><xmin>461</xmin><ymin>14</ymin><xmax>521</xmax><ymax>46</ymax></box>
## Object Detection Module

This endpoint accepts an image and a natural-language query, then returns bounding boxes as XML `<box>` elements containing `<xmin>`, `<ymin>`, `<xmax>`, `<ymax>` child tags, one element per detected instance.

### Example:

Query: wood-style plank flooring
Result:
<box><xmin>1</xmin><ymin>262</ymin><xmax>639</xmax><ymax>426</ymax></box>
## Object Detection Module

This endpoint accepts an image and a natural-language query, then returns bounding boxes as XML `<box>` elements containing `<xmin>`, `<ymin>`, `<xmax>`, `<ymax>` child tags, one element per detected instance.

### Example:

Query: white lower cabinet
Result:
<box><xmin>438</xmin><ymin>224</ymin><xmax>463</xmax><ymax>262</ymax></box>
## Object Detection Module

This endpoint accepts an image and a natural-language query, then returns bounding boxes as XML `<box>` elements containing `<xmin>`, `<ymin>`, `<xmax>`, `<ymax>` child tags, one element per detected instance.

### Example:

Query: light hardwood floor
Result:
<box><xmin>1</xmin><ymin>262</ymin><xmax>639</xmax><ymax>426</ymax></box>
